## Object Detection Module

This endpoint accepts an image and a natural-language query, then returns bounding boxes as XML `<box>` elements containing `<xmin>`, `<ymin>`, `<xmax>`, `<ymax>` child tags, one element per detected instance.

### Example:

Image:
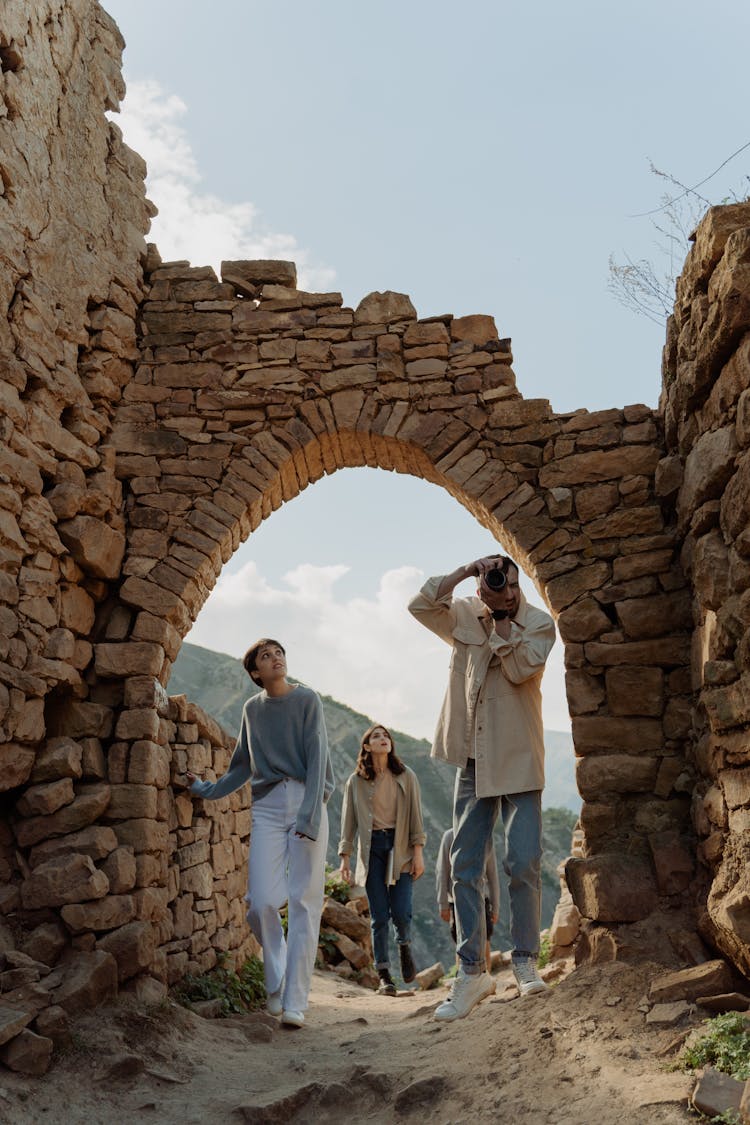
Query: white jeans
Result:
<box><xmin>245</xmin><ymin>778</ymin><xmax>329</xmax><ymax>1014</ymax></box>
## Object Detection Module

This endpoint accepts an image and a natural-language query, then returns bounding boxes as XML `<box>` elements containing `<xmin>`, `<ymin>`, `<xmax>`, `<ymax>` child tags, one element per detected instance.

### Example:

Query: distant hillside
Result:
<box><xmin>168</xmin><ymin>642</ymin><xmax>579</xmax><ymax>969</ymax></box>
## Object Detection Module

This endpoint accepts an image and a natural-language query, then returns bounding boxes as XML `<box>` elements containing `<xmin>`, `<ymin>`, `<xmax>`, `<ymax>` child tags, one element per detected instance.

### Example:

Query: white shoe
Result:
<box><xmin>266</xmin><ymin>989</ymin><xmax>283</xmax><ymax>1016</ymax></box>
<box><xmin>512</xmin><ymin>956</ymin><xmax>548</xmax><ymax>997</ymax></box>
<box><xmin>434</xmin><ymin>970</ymin><xmax>495</xmax><ymax>1022</ymax></box>
<box><xmin>281</xmin><ymin>1009</ymin><xmax>305</xmax><ymax>1028</ymax></box>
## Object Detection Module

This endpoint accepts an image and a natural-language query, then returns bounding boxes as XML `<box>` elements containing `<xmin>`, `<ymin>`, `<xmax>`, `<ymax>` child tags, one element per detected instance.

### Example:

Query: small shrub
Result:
<box><xmin>173</xmin><ymin>954</ymin><xmax>266</xmax><ymax>1016</ymax></box>
<box><xmin>679</xmin><ymin>1012</ymin><xmax>750</xmax><ymax>1081</ymax></box>
<box><xmin>325</xmin><ymin>864</ymin><xmax>350</xmax><ymax>904</ymax></box>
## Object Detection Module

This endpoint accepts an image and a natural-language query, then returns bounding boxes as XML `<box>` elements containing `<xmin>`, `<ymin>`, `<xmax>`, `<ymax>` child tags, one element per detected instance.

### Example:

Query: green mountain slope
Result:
<box><xmin>168</xmin><ymin>642</ymin><xmax>578</xmax><ymax>970</ymax></box>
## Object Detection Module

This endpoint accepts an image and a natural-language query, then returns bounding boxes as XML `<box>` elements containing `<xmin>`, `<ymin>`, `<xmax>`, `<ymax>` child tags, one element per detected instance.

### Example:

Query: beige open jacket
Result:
<box><xmin>338</xmin><ymin>766</ymin><xmax>426</xmax><ymax>887</ymax></box>
<box><xmin>408</xmin><ymin>575</ymin><xmax>556</xmax><ymax>798</ymax></box>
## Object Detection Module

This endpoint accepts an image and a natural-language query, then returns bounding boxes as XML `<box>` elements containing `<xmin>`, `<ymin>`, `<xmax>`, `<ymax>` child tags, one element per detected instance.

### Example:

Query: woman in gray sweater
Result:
<box><xmin>187</xmin><ymin>638</ymin><xmax>334</xmax><ymax>1028</ymax></box>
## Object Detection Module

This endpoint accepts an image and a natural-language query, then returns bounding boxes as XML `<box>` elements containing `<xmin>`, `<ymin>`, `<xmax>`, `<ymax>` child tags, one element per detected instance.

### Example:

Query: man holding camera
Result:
<box><xmin>409</xmin><ymin>554</ymin><xmax>556</xmax><ymax>1020</ymax></box>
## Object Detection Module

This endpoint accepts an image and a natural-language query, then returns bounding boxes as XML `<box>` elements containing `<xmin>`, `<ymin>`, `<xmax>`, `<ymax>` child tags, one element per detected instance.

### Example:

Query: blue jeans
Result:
<box><xmin>451</xmin><ymin>760</ymin><xmax>542</xmax><ymax>974</ymax></box>
<box><xmin>365</xmin><ymin>828</ymin><xmax>413</xmax><ymax>968</ymax></box>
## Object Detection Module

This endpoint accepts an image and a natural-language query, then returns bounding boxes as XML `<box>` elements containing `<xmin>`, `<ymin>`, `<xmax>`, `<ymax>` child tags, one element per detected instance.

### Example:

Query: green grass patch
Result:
<box><xmin>173</xmin><ymin>954</ymin><xmax>266</xmax><ymax>1016</ymax></box>
<box><xmin>678</xmin><ymin>1011</ymin><xmax>750</xmax><ymax>1081</ymax></box>
<box><xmin>537</xmin><ymin>932</ymin><xmax>551</xmax><ymax>970</ymax></box>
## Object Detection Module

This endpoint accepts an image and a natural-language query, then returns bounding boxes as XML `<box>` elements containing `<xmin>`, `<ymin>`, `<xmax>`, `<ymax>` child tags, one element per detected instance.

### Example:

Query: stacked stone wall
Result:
<box><xmin>108</xmin><ymin>248</ymin><xmax>695</xmax><ymax>939</ymax></box>
<box><xmin>659</xmin><ymin>202</ymin><xmax>750</xmax><ymax>974</ymax></box>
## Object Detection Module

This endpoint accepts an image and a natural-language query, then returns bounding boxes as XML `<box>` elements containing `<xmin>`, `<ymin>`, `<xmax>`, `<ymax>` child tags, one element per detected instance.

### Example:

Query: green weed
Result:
<box><xmin>537</xmin><ymin>932</ymin><xmax>551</xmax><ymax>970</ymax></box>
<box><xmin>325</xmin><ymin>864</ymin><xmax>351</xmax><ymax>904</ymax></box>
<box><xmin>173</xmin><ymin>953</ymin><xmax>266</xmax><ymax>1016</ymax></box>
<box><xmin>680</xmin><ymin>1012</ymin><xmax>750</xmax><ymax>1081</ymax></box>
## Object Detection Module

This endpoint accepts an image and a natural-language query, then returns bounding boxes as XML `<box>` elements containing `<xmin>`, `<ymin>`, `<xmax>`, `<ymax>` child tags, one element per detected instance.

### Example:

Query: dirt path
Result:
<box><xmin>2</xmin><ymin>961</ymin><xmax>698</xmax><ymax>1123</ymax></box>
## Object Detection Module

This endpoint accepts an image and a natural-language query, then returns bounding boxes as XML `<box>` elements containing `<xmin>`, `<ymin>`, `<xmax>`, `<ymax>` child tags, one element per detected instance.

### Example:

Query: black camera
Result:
<box><xmin>484</xmin><ymin>565</ymin><xmax>507</xmax><ymax>591</ymax></box>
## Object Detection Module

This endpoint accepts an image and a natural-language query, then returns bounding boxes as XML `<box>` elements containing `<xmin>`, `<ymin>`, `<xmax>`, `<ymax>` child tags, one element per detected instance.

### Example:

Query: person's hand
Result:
<box><xmin>410</xmin><ymin>849</ymin><xmax>425</xmax><ymax>880</ymax></box>
<box><xmin>473</xmin><ymin>554</ymin><xmax>503</xmax><ymax>579</ymax></box>
<box><xmin>440</xmin><ymin>908</ymin><xmax>451</xmax><ymax>923</ymax></box>
<box><xmin>491</xmin><ymin>911</ymin><xmax>499</xmax><ymax>924</ymax></box>
<box><xmin>339</xmin><ymin>857</ymin><xmax>352</xmax><ymax>884</ymax></box>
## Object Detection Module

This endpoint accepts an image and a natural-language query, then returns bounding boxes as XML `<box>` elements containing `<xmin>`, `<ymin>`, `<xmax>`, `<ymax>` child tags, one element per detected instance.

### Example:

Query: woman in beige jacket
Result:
<box><xmin>338</xmin><ymin>724</ymin><xmax>426</xmax><ymax>995</ymax></box>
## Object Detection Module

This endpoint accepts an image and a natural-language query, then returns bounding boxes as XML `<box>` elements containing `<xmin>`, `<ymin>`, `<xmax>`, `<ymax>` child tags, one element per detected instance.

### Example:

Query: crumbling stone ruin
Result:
<box><xmin>1</xmin><ymin>0</ymin><xmax>750</xmax><ymax>1075</ymax></box>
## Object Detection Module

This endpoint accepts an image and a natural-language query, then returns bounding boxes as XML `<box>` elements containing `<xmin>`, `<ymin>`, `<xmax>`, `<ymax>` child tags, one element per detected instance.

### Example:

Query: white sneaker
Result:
<box><xmin>266</xmin><ymin>989</ymin><xmax>283</xmax><ymax>1016</ymax></box>
<box><xmin>281</xmin><ymin>1009</ymin><xmax>305</xmax><ymax>1028</ymax></box>
<box><xmin>512</xmin><ymin>956</ymin><xmax>548</xmax><ymax>997</ymax></box>
<box><xmin>434</xmin><ymin>970</ymin><xmax>495</xmax><ymax>1022</ymax></box>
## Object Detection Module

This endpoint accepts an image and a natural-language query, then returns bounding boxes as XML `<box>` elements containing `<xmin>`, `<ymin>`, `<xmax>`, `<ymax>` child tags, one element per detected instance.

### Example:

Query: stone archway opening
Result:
<box><xmin>164</xmin><ymin>461</ymin><xmax>580</xmax><ymax>971</ymax></box>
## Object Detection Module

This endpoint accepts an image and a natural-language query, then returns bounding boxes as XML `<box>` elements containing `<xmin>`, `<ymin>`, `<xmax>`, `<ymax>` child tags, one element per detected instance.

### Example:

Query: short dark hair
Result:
<box><xmin>242</xmin><ymin>638</ymin><xmax>285</xmax><ymax>685</ymax></box>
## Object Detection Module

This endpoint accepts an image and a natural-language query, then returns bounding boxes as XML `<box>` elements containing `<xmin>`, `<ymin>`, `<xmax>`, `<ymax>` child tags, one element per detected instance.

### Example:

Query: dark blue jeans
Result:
<box><xmin>365</xmin><ymin>828</ymin><xmax>413</xmax><ymax>969</ymax></box>
<box><xmin>452</xmin><ymin>760</ymin><xmax>542</xmax><ymax>973</ymax></box>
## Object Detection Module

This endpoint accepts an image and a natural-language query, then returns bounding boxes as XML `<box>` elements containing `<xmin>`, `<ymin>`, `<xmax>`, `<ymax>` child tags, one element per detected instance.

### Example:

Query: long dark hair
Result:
<box><xmin>356</xmin><ymin>723</ymin><xmax>406</xmax><ymax>781</ymax></box>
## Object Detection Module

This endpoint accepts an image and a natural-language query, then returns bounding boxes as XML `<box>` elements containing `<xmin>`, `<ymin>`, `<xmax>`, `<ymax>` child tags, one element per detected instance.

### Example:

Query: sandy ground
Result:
<box><xmin>0</xmin><ymin>960</ymin><xmax>700</xmax><ymax>1124</ymax></box>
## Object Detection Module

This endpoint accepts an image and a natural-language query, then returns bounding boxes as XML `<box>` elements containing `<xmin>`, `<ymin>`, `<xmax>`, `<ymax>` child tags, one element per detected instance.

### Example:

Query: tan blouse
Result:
<box><xmin>372</xmin><ymin>769</ymin><xmax>397</xmax><ymax>829</ymax></box>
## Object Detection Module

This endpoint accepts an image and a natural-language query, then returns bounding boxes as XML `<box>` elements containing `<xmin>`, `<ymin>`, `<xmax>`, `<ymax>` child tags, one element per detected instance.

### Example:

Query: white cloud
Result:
<box><xmin>186</xmin><ymin>561</ymin><xmax>571</xmax><ymax>741</ymax></box>
<box><xmin>113</xmin><ymin>78</ymin><xmax>336</xmax><ymax>290</ymax></box>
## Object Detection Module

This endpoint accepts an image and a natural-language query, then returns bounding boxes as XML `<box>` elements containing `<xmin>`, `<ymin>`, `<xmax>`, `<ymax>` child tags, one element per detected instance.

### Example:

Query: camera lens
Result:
<box><xmin>484</xmin><ymin>567</ymin><xmax>507</xmax><ymax>591</ymax></box>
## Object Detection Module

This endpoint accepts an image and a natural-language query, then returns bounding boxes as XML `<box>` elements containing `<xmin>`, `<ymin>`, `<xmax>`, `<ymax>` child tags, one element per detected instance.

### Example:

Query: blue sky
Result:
<box><xmin>102</xmin><ymin>0</ymin><xmax>748</xmax><ymax>740</ymax></box>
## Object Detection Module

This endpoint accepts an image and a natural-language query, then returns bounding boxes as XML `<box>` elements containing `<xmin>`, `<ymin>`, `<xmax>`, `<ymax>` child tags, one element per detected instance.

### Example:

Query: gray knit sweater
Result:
<box><xmin>190</xmin><ymin>684</ymin><xmax>334</xmax><ymax>841</ymax></box>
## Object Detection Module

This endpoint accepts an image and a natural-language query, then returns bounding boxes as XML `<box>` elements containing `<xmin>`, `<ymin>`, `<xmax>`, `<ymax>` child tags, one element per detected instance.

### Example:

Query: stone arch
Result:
<box><xmin>93</xmin><ymin>252</ymin><xmax>695</xmax><ymax>945</ymax></box>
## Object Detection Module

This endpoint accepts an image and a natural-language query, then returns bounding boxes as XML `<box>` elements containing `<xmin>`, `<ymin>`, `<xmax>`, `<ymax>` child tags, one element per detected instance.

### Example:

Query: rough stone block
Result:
<box><xmin>0</xmin><ymin>1027</ymin><xmax>53</xmax><ymax>1075</ymax></box>
<box><xmin>29</xmin><ymin>825</ymin><xmax>118</xmax><ymax>869</ymax></box>
<box><xmin>0</xmin><ymin>743</ymin><xmax>35</xmax><ymax>792</ymax></box>
<box><xmin>566</xmin><ymin>854</ymin><xmax>658</xmax><ymax>922</ymax></box>
<box><xmin>545</xmin><ymin>563</ymin><xmax>611</xmax><ymax>611</ymax></box>
<box><xmin>99</xmin><ymin>846</ymin><xmax>137</xmax><ymax>894</ymax></box>
<box><xmin>21</xmin><ymin>853</ymin><xmax>109</xmax><ymax>910</ymax></box>
<box><xmin>14</xmin><ymin>785</ymin><xmax>112</xmax><ymax>848</ymax></box>
<box><xmin>576</xmin><ymin>754</ymin><xmax>660</xmax><ymax>799</ymax></box>
<box><xmin>354</xmin><ymin>290</ymin><xmax>416</xmax><ymax>325</ymax></box>
<box><xmin>0</xmin><ymin>1005</ymin><xmax>33</xmax><ymax>1047</ymax></box>
<box><xmin>16</xmin><ymin>778</ymin><xmax>75</xmax><ymax>818</ymax></box>
<box><xmin>58</xmin><ymin>515</ymin><xmax>126</xmax><ymax>580</ymax></box>
<box><xmin>61</xmin><ymin>895</ymin><xmax>136</xmax><ymax>934</ymax></box>
<box><xmin>112</xmin><ymin>818</ymin><xmax>170</xmax><ymax>853</ymax></box>
<box><xmin>94</xmin><ymin>921</ymin><xmax>156</xmax><ymax>984</ymax></box>
<box><xmin>180</xmin><ymin>862</ymin><xmax>214</xmax><ymax>899</ymax></box>
<box><xmin>19</xmin><ymin>923</ymin><xmax>68</xmax><ymax>968</ymax></box>
<box><xmin>572</xmin><ymin>716</ymin><xmax>663</xmax><ymax>754</ymax></box>
<box><xmin>557</xmin><ymin>598</ymin><xmax>612</xmax><ymax>642</ymax></box>
<box><xmin>95</xmin><ymin>642</ymin><xmax>165</xmax><ymax>678</ymax></box>
<box><xmin>222</xmin><ymin>259</ymin><xmax>296</xmax><ymax>291</ymax></box>
<box><xmin>105</xmin><ymin>783</ymin><xmax>159</xmax><ymax>820</ymax></box>
<box><xmin>649</xmin><ymin>831</ymin><xmax>694</xmax><ymax>895</ymax></box>
<box><xmin>649</xmin><ymin>960</ymin><xmax>734</xmax><ymax>1003</ymax></box>
<box><xmin>53</xmin><ymin>950</ymin><xmax>118</xmax><ymax>1015</ymax></box>
<box><xmin>321</xmin><ymin>897</ymin><xmax>371</xmax><ymax>944</ymax></box>
<box><xmin>114</xmin><ymin>708</ymin><xmax>162</xmax><ymax>742</ymax></box>
<box><xmin>606</xmin><ymin>666</ymin><xmax>663</xmax><ymax>716</ymax></box>
<box><xmin>616</xmin><ymin>591</ymin><xmax>693</xmax><ymax>640</ymax></box>
<box><xmin>33</xmin><ymin>1004</ymin><xmax>70</xmax><ymax>1048</ymax></box>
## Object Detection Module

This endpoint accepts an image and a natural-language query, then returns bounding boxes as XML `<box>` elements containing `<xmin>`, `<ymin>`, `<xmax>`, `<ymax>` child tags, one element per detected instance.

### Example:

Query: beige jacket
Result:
<box><xmin>408</xmin><ymin>575</ymin><xmax>556</xmax><ymax>798</ymax></box>
<box><xmin>338</xmin><ymin>767</ymin><xmax>426</xmax><ymax>887</ymax></box>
